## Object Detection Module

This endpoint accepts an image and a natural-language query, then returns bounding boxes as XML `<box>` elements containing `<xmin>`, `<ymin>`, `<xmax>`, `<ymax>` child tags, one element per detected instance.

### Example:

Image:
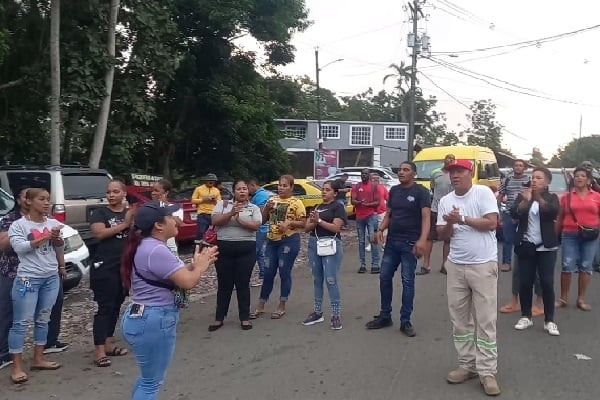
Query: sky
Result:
<box><xmin>274</xmin><ymin>0</ymin><xmax>600</xmax><ymax>159</ymax></box>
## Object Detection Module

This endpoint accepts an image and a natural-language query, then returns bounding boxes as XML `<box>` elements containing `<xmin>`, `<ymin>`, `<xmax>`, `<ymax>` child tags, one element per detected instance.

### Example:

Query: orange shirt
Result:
<box><xmin>560</xmin><ymin>190</ymin><xmax>600</xmax><ymax>232</ymax></box>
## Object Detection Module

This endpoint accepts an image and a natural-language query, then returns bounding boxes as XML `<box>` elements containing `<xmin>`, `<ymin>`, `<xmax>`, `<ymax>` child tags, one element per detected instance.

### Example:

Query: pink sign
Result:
<box><xmin>314</xmin><ymin>150</ymin><xmax>338</xmax><ymax>180</ymax></box>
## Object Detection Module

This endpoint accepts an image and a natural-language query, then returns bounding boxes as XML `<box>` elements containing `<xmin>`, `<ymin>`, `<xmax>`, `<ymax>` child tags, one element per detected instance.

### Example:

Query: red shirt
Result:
<box><xmin>560</xmin><ymin>190</ymin><xmax>600</xmax><ymax>232</ymax></box>
<box><xmin>352</xmin><ymin>182</ymin><xmax>378</xmax><ymax>219</ymax></box>
<box><xmin>376</xmin><ymin>185</ymin><xmax>389</xmax><ymax>214</ymax></box>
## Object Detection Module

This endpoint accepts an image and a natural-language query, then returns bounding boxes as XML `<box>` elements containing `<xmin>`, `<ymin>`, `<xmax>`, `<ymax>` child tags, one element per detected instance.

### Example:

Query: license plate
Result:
<box><xmin>190</xmin><ymin>212</ymin><xmax>197</xmax><ymax>220</ymax></box>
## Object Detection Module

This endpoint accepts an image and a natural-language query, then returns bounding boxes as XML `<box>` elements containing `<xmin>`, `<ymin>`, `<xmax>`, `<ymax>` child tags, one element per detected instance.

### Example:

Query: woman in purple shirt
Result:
<box><xmin>120</xmin><ymin>201</ymin><xmax>218</xmax><ymax>400</ymax></box>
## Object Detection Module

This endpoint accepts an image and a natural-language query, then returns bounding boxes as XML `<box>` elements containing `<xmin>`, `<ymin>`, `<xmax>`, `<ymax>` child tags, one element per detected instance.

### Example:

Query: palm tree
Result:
<box><xmin>383</xmin><ymin>62</ymin><xmax>415</xmax><ymax>122</ymax></box>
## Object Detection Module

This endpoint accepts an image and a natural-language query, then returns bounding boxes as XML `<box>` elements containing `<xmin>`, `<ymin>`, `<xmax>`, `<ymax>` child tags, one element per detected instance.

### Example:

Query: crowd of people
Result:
<box><xmin>1</xmin><ymin>157</ymin><xmax>599</xmax><ymax>399</ymax></box>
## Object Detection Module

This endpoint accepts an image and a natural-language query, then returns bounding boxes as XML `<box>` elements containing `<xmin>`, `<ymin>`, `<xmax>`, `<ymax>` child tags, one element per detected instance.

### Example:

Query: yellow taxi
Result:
<box><xmin>263</xmin><ymin>179</ymin><xmax>355</xmax><ymax>217</ymax></box>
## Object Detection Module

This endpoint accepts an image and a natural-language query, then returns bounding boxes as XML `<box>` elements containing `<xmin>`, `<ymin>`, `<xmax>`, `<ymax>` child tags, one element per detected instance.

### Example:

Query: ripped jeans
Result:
<box><xmin>307</xmin><ymin>236</ymin><xmax>343</xmax><ymax>316</ymax></box>
<box><xmin>9</xmin><ymin>274</ymin><xmax>59</xmax><ymax>354</ymax></box>
<box><xmin>260</xmin><ymin>234</ymin><xmax>301</xmax><ymax>303</ymax></box>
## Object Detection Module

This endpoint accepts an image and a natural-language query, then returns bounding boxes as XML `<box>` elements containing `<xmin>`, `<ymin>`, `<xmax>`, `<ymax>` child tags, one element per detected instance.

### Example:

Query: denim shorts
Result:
<box><xmin>562</xmin><ymin>231</ymin><xmax>597</xmax><ymax>274</ymax></box>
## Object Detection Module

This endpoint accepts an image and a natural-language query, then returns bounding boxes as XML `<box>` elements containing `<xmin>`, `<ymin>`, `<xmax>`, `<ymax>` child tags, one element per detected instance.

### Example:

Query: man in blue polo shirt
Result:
<box><xmin>248</xmin><ymin>178</ymin><xmax>271</xmax><ymax>286</ymax></box>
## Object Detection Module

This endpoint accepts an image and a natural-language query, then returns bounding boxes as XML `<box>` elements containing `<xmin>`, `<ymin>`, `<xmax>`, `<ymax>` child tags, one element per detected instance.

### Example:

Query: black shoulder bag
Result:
<box><xmin>133</xmin><ymin>262</ymin><xmax>189</xmax><ymax>308</ymax></box>
<box><xmin>567</xmin><ymin>192</ymin><xmax>599</xmax><ymax>241</ymax></box>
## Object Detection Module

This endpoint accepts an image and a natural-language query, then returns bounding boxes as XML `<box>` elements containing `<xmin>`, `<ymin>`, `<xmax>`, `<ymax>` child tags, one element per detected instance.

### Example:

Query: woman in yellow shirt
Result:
<box><xmin>250</xmin><ymin>175</ymin><xmax>306</xmax><ymax>319</ymax></box>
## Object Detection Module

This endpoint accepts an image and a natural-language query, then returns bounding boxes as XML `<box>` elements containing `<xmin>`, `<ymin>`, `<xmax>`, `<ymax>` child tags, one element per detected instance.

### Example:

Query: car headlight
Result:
<box><xmin>64</xmin><ymin>234</ymin><xmax>84</xmax><ymax>253</ymax></box>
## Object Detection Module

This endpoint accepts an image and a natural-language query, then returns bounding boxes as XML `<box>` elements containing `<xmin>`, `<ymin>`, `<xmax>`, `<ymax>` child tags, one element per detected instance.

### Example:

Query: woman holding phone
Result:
<box><xmin>89</xmin><ymin>180</ymin><xmax>133</xmax><ymax>367</ymax></box>
<box><xmin>303</xmin><ymin>181</ymin><xmax>346</xmax><ymax>330</ymax></box>
<box><xmin>7</xmin><ymin>188</ymin><xmax>65</xmax><ymax>384</ymax></box>
<box><xmin>250</xmin><ymin>175</ymin><xmax>306</xmax><ymax>319</ymax></box>
<box><xmin>120</xmin><ymin>201</ymin><xmax>218</xmax><ymax>399</ymax></box>
<box><xmin>209</xmin><ymin>180</ymin><xmax>262</xmax><ymax>331</ymax></box>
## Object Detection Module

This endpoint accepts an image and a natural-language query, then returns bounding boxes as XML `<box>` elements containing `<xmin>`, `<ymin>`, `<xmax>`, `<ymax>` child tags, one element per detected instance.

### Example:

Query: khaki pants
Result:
<box><xmin>446</xmin><ymin>260</ymin><xmax>498</xmax><ymax>376</ymax></box>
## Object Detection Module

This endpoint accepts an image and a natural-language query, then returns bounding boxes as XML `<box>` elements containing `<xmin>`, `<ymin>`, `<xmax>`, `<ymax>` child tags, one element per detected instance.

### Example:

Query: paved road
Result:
<box><xmin>2</xmin><ymin>240</ymin><xmax>599</xmax><ymax>400</ymax></box>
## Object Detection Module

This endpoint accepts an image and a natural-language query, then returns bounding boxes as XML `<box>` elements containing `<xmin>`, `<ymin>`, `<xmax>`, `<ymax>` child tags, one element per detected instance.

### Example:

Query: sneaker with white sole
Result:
<box><xmin>365</xmin><ymin>244</ymin><xmax>371</xmax><ymax>252</ymax></box>
<box><xmin>544</xmin><ymin>321</ymin><xmax>560</xmax><ymax>336</ymax></box>
<box><xmin>302</xmin><ymin>312</ymin><xmax>324</xmax><ymax>326</ymax></box>
<box><xmin>43</xmin><ymin>341</ymin><xmax>69</xmax><ymax>354</ymax></box>
<box><xmin>0</xmin><ymin>359</ymin><xmax>13</xmax><ymax>371</ymax></box>
<box><xmin>330</xmin><ymin>316</ymin><xmax>343</xmax><ymax>330</ymax></box>
<box><xmin>514</xmin><ymin>317</ymin><xmax>533</xmax><ymax>330</ymax></box>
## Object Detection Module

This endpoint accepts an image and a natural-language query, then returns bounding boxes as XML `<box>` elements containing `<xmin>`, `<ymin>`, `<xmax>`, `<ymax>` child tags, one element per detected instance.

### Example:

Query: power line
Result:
<box><xmin>321</xmin><ymin>21</ymin><xmax>406</xmax><ymax>46</ymax></box>
<box><xmin>430</xmin><ymin>23</ymin><xmax>600</xmax><ymax>55</ymax></box>
<box><xmin>425</xmin><ymin>56</ymin><xmax>600</xmax><ymax>107</ymax></box>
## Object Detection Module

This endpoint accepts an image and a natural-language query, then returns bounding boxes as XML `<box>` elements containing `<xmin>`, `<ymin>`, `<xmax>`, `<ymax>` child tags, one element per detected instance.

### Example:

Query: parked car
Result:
<box><xmin>0</xmin><ymin>188</ymin><xmax>90</xmax><ymax>291</ymax></box>
<box><xmin>335</xmin><ymin>167</ymin><xmax>399</xmax><ymax>188</ymax></box>
<box><xmin>0</xmin><ymin>165</ymin><xmax>112</xmax><ymax>243</ymax></box>
<box><xmin>263</xmin><ymin>179</ymin><xmax>355</xmax><ymax>217</ymax></box>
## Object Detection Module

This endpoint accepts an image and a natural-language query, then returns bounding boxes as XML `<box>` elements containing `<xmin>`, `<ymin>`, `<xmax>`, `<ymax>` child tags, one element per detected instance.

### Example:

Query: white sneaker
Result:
<box><xmin>544</xmin><ymin>321</ymin><xmax>560</xmax><ymax>336</ymax></box>
<box><xmin>514</xmin><ymin>317</ymin><xmax>533</xmax><ymax>330</ymax></box>
<box><xmin>366</xmin><ymin>244</ymin><xmax>371</xmax><ymax>252</ymax></box>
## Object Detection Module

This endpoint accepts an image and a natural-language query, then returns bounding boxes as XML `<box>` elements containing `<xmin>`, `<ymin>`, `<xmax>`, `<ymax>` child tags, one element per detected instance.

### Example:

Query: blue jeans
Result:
<box><xmin>0</xmin><ymin>274</ymin><xmax>15</xmax><ymax>361</ymax></box>
<box><xmin>122</xmin><ymin>304</ymin><xmax>180</xmax><ymax>400</ymax></box>
<box><xmin>260</xmin><ymin>234</ymin><xmax>301</xmax><ymax>302</ymax></box>
<box><xmin>255</xmin><ymin>231</ymin><xmax>267</xmax><ymax>279</ymax></box>
<box><xmin>307</xmin><ymin>236</ymin><xmax>343</xmax><ymax>316</ymax></box>
<box><xmin>562</xmin><ymin>232</ymin><xmax>598</xmax><ymax>274</ymax></box>
<box><xmin>8</xmin><ymin>274</ymin><xmax>60</xmax><ymax>353</ymax></box>
<box><xmin>356</xmin><ymin>214</ymin><xmax>380</xmax><ymax>268</ymax></box>
<box><xmin>379</xmin><ymin>240</ymin><xmax>417</xmax><ymax>323</ymax></box>
<box><xmin>196</xmin><ymin>213</ymin><xmax>212</xmax><ymax>240</ymax></box>
<box><xmin>501</xmin><ymin>212</ymin><xmax>516</xmax><ymax>264</ymax></box>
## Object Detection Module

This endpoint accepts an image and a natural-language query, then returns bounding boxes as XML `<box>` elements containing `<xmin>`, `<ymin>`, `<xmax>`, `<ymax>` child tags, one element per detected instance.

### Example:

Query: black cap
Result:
<box><xmin>134</xmin><ymin>201</ymin><xmax>181</xmax><ymax>232</ymax></box>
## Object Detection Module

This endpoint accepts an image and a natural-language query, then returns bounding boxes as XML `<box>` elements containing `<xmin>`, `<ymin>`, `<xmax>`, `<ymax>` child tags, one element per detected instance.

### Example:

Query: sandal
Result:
<box><xmin>271</xmin><ymin>310</ymin><xmax>286</xmax><ymax>319</ymax></box>
<box><xmin>415</xmin><ymin>267</ymin><xmax>431</xmax><ymax>276</ymax></box>
<box><xmin>105</xmin><ymin>347</ymin><xmax>128</xmax><ymax>357</ymax></box>
<box><xmin>30</xmin><ymin>362</ymin><xmax>61</xmax><ymax>371</ymax></box>
<box><xmin>249</xmin><ymin>310</ymin><xmax>265</xmax><ymax>320</ymax></box>
<box><xmin>577</xmin><ymin>301</ymin><xmax>592</xmax><ymax>311</ymax></box>
<box><xmin>208</xmin><ymin>322</ymin><xmax>224</xmax><ymax>332</ymax></box>
<box><xmin>555</xmin><ymin>299</ymin><xmax>568</xmax><ymax>308</ymax></box>
<box><xmin>499</xmin><ymin>304</ymin><xmax>520</xmax><ymax>313</ymax></box>
<box><xmin>11</xmin><ymin>373</ymin><xmax>28</xmax><ymax>384</ymax></box>
<box><xmin>93</xmin><ymin>357</ymin><xmax>112</xmax><ymax>368</ymax></box>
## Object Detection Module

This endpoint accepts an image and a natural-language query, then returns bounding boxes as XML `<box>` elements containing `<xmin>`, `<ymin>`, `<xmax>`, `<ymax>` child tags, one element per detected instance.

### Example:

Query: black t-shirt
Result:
<box><xmin>387</xmin><ymin>183</ymin><xmax>431</xmax><ymax>242</ymax></box>
<box><xmin>89</xmin><ymin>207</ymin><xmax>129</xmax><ymax>269</ymax></box>
<box><xmin>310</xmin><ymin>201</ymin><xmax>347</xmax><ymax>238</ymax></box>
<box><xmin>333</xmin><ymin>179</ymin><xmax>347</xmax><ymax>200</ymax></box>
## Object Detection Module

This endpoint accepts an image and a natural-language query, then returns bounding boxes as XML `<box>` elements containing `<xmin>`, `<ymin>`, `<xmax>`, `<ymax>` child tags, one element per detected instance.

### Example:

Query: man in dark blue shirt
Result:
<box><xmin>366</xmin><ymin>162</ymin><xmax>431</xmax><ymax>336</ymax></box>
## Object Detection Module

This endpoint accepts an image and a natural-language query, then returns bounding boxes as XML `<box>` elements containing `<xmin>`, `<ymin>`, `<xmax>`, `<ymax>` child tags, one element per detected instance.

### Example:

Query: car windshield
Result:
<box><xmin>414</xmin><ymin>159</ymin><xmax>475</xmax><ymax>181</ymax></box>
<box><xmin>550</xmin><ymin>172</ymin><xmax>567</xmax><ymax>193</ymax></box>
<box><xmin>0</xmin><ymin>187</ymin><xmax>15</xmax><ymax>216</ymax></box>
<box><xmin>62</xmin><ymin>173</ymin><xmax>111</xmax><ymax>199</ymax></box>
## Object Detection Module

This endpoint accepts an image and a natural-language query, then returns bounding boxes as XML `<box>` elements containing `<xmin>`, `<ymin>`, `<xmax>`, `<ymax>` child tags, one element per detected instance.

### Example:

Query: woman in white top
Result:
<box><xmin>151</xmin><ymin>179</ymin><xmax>184</xmax><ymax>256</ymax></box>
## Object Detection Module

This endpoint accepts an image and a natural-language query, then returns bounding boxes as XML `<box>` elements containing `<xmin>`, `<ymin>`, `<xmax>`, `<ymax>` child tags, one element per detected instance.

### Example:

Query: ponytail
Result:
<box><xmin>120</xmin><ymin>230</ymin><xmax>142</xmax><ymax>289</ymax></box>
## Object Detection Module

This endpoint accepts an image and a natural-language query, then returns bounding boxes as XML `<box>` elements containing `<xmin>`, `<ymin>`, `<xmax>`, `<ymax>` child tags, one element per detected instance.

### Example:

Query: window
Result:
<box><xmin>384</xmin><ymin>126</ymin><xmax>407</xmax><ymax>141</ymax></box>
<box><xmin>62</xmin><ymin>173</ymin><xmax>111</xmax><ymax>199</ymax></box>
<box><xmin>349</xmin><ymin>125</ymin><xmax>372</xmax><ymax>146</ymax></box>
<box><xmin>0</xmin><ymin>187</ymin><xmax>15</xmax><ymax>217</ymax></box>
<box><xmin>320</xmin><ymin>124</ymin><xmax>340</xmax><ymax>139</ymax></box>
<box><xmin>281</xmin><ymin>126</ymin><xmax>306</xmax><ymax>140</ymax></box>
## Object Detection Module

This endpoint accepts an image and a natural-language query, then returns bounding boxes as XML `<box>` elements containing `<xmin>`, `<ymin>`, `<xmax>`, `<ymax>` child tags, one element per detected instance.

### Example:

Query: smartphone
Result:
<box><xmin>129</xmin><ymin>303</ymin><xmax>144</xmax><ymax>318</ymax></box>
<box><xmin>523</xmin><ymin>180</ymin><xmax>531</xmax><ymax>188</ymax></box>
<box><xmin>194</xmin><ymin>239</ymin><xmax>213</xmax><ymax>250</ymax></box>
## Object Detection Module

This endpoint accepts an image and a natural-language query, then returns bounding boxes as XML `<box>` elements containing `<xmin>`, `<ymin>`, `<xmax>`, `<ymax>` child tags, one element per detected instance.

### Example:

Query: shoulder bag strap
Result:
<box><xmin>567</xmin><ymin>192</ymin><xmax>579</xmax><ymax>225</ymax></box>
<box><xmin>133</xmin><ymin>260</ymin><xmax>174</xmax><ymax>290</ymax></box>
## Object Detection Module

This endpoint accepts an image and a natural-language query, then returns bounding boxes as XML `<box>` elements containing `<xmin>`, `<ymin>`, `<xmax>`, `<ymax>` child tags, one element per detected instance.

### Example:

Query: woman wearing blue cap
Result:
<box><xmin>120</xmin><ymin>200</ymin><xmax>218</xmax><ymax>400</ymax></box>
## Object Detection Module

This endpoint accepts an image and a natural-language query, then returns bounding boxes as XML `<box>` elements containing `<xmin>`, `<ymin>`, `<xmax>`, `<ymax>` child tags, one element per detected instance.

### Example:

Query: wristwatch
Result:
<box><xmin>458</xmin><ymin>215</ymin><xmax>466</xmax><ymax>225</ymax></box>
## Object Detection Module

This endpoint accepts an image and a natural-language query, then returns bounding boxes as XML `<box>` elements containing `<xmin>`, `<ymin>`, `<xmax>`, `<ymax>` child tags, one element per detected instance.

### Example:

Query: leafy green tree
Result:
<box><xmin>550</xmin><ymin>135</ymin><xmax>600</xmax><ymax>167</ymax></box>
<box><xmin>528</xmin><ymin>147</ymin><xmax>547</xmax><ymax>166</ymax></box>
<box><xmin>464</xmin><ymin>99</ymin><xmax>503</xmax><ymax>152</ymax></box>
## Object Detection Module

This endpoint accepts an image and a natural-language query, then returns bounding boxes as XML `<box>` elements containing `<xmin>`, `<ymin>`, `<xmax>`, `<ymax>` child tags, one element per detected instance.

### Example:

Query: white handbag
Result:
<box><xmin>315</xmin><ymin>232</ymin><xmax>338</xmax><ymax>256</ymax></box>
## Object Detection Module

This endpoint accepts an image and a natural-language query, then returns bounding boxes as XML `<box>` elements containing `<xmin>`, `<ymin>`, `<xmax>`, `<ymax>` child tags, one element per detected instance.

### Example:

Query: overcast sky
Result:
<box><xmin>276</xmin><ymin>0</ymin><xmax>600</xmax><ymax>159</ymax></box>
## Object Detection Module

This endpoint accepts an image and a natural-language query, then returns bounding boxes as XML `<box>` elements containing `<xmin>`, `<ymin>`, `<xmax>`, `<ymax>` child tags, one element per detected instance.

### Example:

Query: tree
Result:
<box><xmin>50</xmin><ymin>0</ymin><xmax>61</xmax><ymax>165</ymax></box>
<box><xmin>89</xmin><ymin>0</ymin><xmax>120</xmax><ymax>168</ymax></box>
<box><xmin>528</xmin><ymin>147</ymin><xmax>547</xmax><ymax>166</ymax></box>
<box><xmin>550</xmin><ymin>135</ymin><xmax>600</xmax><ymax>167</ymax></box>
<box><xmin>383</xmin><ymin>62</ymin><xmax>412</xmax><ymax>122</ymax></box>
<box><xmin>464</xmin><ymin>99</ymin><xmax>503</xmax><ymax>152</ymax></box>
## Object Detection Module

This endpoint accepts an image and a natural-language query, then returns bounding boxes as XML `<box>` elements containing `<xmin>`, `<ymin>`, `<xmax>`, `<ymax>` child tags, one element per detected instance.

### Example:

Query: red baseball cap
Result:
<box><xmin>447</xmin><ymin>159</ymin><xmax>474</xmax><ymax>171</ymax></box>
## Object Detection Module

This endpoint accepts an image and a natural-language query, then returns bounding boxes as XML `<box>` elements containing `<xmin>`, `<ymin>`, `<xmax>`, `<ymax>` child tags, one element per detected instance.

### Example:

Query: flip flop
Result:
<box><xmin>93</xmin><ymin>357</ymin><xmax>111</xmax><ymax>368</ymax></box>
<box><xmin>415</xmin><ymin>267</ymin><xmax>431</xmax><ymax>276</ymax></box>
<box><xmin>577</xmin><ymin>302</ymin><xmax>592</xmax><ymax>311</ymax></box>
<box><xmin>271</xmin><ymin>310</ymin><xmax>286</xmax><ymax>319</ymax></box>
<box><xmin>249</xmin><ymin>310</ymin><xmax>265</xmax><ymax>320</ymax></box>
<box><xmin>499</xmin><ymin>304</ymin><xmax>520</xmax><ymax>313</ymax></box>
<box><xmin>555</xmin><ymin>299</ymin><xmax>568</xmax><ymax>308</ymax></box>
<box><xmin>30</xmin><ymin>362</ymin><xmax>61</xmax><ymax>371</ymax></box>
<box><xmin>105</xmin><ymin>347</ymin><xmax>128</xmax><ymax>357</ymax></box>
<box><xmin>11</xmin><ymin>373</ymin><xmax>28</xmax><ymax>384</ymax></box>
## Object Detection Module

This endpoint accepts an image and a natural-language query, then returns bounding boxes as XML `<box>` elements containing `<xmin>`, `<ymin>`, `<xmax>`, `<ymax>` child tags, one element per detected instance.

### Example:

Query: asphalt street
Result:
<box><xmin>1</xmin><ymin>240</ymin><xmax>599</xmax><ymax>400</ymax></box>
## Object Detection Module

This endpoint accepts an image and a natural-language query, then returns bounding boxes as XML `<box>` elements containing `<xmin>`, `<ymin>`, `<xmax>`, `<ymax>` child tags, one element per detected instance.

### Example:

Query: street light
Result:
<box><xmin>315</xmin><ymin>48</ymin><xmax>343</xmax><ymax>149</ymax></box>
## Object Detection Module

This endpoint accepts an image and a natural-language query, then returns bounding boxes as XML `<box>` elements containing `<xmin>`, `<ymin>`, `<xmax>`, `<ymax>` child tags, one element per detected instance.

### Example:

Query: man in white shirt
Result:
<box><xmin>436</xmin><ymin>159</ymin><xmax>500</xmax><ymax>397</ymax></box>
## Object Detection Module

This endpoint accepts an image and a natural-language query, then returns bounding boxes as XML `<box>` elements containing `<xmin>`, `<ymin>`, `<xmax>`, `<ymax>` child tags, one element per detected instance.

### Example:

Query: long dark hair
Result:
<box><xmin>120</xmin><ymin>221</ymin><xmax>164</xmax><ymax>289</ymax></box>
<box><xmin>11</xmin><ymin>186</ymin><xmax>30</xmax><ymax>215</ymax></box>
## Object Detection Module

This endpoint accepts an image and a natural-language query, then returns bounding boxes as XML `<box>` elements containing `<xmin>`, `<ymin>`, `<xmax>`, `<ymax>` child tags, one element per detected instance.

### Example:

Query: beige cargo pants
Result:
<box><xmin>446</xmin><ymin>260</ymin><xmax>498</xmax><ymax>376</ymax></box>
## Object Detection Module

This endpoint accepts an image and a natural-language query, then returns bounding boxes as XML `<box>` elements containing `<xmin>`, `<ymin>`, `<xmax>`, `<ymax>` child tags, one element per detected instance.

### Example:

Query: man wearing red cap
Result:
<box><xmin>436</xmin><ymin>159</ymin><xmax>501</xmax><ymax>397</ymax></box>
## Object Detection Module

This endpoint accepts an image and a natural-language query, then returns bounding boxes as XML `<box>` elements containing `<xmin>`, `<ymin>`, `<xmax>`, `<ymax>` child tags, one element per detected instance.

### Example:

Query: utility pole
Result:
<box><xmin>575</xmin><ymin>115</ymin><xmax>583</xmax><ymax>164</ymax></box>
<box><xmin>407</xmin><ymin>0</ymin><xmax>425</xmax><ymax>162</ymax></box>
<box><xmin>315</xmin><ymin>48</ymin><xmax>323</xmax><ymax>150</ymax></box>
